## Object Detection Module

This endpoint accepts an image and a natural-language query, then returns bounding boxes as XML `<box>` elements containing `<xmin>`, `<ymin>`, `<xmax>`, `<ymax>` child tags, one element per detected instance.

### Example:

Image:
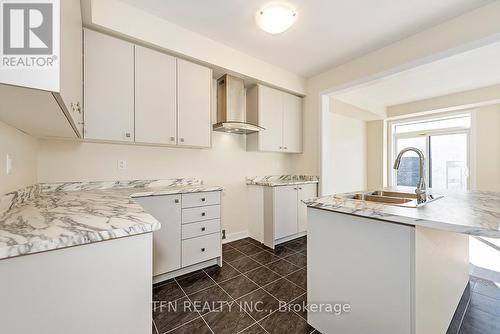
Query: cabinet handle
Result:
<box><xmin>201</xmin><ymin>198</ymin><xmax>206</xmax><ymax>202</ymax></box>
<box><xmin>284</xmin><ymin>146</ymin><xmax>288</xmax><ymax>150</ymax></box>
<box><xmin>125</xmin><ymin>132</ymin><xmax>131</xmax><ymax>138</ymax></box>
<box><xmin>180</xmin><ymin>138</ymin><xmax>185</xmax><ymax>142</ymax></box>
<box><xmin>299</xmin><ymin>187</ymin><xmax>303</xmax><ymax>190</ymax></box>
<box><xmin>170</xmin><ymin>137</ymin><xmax>175</xmax><ymax>142</ymax></box>
<box><xmin>201</xmin><ymin>248</ymin><xmax>206</xmax><ymax>252</ymax></box>
<box><xmin>174</xmin><ymin>199</ymin><xmax>179</xmax><ymax>204</ymax></box>
<box><xmin>201</xmin><ymin>212</ymin><xmax>206</xmax><ymax>217</ymax></box>
<box><xmin>279</xmin><ymin>146</ymin><xmax>282</xmax><ymax>149</ymax></box>
<box><xmin>201</xmin><ymin>227</ymin><xmax>206</xmax><ymax>231</ymax></box>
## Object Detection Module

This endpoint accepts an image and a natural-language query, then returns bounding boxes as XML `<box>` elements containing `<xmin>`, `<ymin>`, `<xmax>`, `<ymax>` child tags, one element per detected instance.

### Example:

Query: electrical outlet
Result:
<box><xmin>117</xmin><ymin>160</ymin><xmax>127</xmax><ymax>170</ymax></box>
<box><xmin>6</xmin><ymin>154</ymin><xmax>12</xmax><ymax>175</ymax></box>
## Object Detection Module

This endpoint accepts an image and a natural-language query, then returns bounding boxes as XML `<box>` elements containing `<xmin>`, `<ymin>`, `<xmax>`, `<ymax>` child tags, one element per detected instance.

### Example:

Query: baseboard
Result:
<box><xmin>223</xmin><ymin>230</ymin><xmax>249</xmax><ymax>244</ymax></box>
<box><xmin>446</xmin><ymin>281</ymin><xmax>472</xmax><ymax>334</ymax></box>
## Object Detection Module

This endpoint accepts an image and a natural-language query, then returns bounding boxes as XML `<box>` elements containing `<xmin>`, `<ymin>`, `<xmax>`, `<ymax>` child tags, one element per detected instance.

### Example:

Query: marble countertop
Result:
<box><xmin>246</xmin><ymin>175</ymin><xmax>319</xmax><ymax>187</ymax></box>
<box><xmin>0</xmin><ymin>179</ymin><xmax>223</xmax><ymax>260</ymax></box>
<box><xmin>305</xmin><ymin>187</ymin><xmax>500</xmax><ymax>238</ymax></box>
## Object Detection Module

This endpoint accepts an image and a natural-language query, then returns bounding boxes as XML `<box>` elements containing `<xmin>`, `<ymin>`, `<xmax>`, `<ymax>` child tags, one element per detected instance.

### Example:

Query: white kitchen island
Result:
<box><xmin>305</xmin><ymin>187</ymin><xmax>500</xmax><ymax>334</ymax></box>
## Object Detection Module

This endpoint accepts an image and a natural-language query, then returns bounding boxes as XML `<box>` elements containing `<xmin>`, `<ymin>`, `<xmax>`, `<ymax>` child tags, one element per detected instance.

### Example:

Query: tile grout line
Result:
<box><xmin>172</xmin><ymin>277</ymin><xmax>216</xmax><ymax>334</ymax></box>
<box><xmin>156</xmin><ymin>237</ymin><xmax>308</xmax><ymax>334</ymax></box>
<box><xmin>204</xmin><ymin>246</ymin><xmax>304</xmax><ymax>334</ymax></box>
<box><xmin>152</xmin><ymin>319</ymin><xmax>159</xmax><ymax>334</ymax></box>
<box><xmin>232</xmin><ymin>260</ymin><xmax>307</xmax><ymax>333</ymax></box>
<box><xmin>202</xmin><ymin>266</ymin><xmax>267</xmax><ymax>334</ymax></box>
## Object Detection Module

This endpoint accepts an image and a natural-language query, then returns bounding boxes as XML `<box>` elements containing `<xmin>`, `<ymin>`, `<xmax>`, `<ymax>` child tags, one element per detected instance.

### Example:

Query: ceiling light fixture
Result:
<box><xmin>256</xmin><ymin>3</ymin><xmax>297</xmax><ymax>34</ymax></box>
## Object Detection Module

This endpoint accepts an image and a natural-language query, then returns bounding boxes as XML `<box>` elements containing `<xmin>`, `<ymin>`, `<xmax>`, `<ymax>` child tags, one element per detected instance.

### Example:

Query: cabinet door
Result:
<box><xmin>298</xmin><ymin>184</ymin><xmax>318</xmax><ymax>233</ymax></box>
<box><xmin>134</xmin><ymin>195</ymin><xmax>182</xmax><ymax>276</ymax></box>
<box><xmin>135</xmin><ymin>46</ymin><xmax>177</xmax><ymax>145</ymax></box>
<box><xmin>259</xmin><ymin>85</ymin><xmax>283</xmax><ymax>152</ymax></box>
<box><xmin>59</xmin><ymin>0</ymin><xmax>83</xmax><ymax>136</ymax></box>
<box><xmin>283</xmin><ymin>93</ymin><xmax>302</xmax><ymax>153</ymax></box>
<box><xmin>84</xmin><ymin>29</ymin><xmax>135</xmax><ymax>142</ymax></box>
<box><xmin>177</xmin><ymin>59</ymin><xmax>212</xmax><ymax>147</ymax></box>
<box><xmin>274</xmin><ymin>186</ymin><xmax>298</xmax><ymax>239</ymax></box>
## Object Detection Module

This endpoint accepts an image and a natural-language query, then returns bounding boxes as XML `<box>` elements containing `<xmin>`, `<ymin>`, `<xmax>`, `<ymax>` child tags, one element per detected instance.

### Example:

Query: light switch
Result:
<box><xmin>6</xmin><ymin>154</ymin><xmax>12</xmax><ymax>175</ymax></box>
<box><xmin>117</xmin><ymin>160</ymin><xmax>127</xmax><ymax>170</ymax></box>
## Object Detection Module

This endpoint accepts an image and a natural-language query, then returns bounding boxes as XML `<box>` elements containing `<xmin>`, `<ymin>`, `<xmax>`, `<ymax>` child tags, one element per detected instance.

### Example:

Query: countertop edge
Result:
<box><xmin>0</xmin><ymin>186</ymin><xmax>223</xmax><ymax>261</ymax></box>
<box><xmin>306</xmin><ymin>202</ymin><xmax>500</xmax><ymax>239</ymax></box>
<box><xmin>0</xmin><ymin>221</ymin><xmax>162</xmax><ymax>261</ymax></box>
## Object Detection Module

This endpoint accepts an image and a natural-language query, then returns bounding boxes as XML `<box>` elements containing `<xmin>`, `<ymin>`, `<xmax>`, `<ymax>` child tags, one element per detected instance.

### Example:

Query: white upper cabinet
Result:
<box><xmin>177</xmin><ymin>59</ymin><xmax>212</xmax><ymax>148</ymax></box>
<box><xmin>135</xmin><ymin>46</ymin><xmax>177</xmax><ymax>145</ymax></box>
<box><xmin>259</xmin><ymin>85</ymin><xmax>284</xmax><ymax>151</ymax></box>
<box><xmin>247</xmin><ymin>85</ymin><xmax>303</xmax><ymax>153</ymax></box>
<box><xmin>58</xmin><ymin>0</ymin><xmax>83</xmax><ymax>136</ymax></box>
<box><xmin>0</xmin><ymin>0</ymin><xmax>83</xmax><ymax>139</ymax></box>
<box><xmin>83</xmin><ymin>29</ymin><xmax>135</xmax><ymax>142</ymax></box>
<box><xmin>283</xmin><ymin>93</ymin><xmax>302</xmax><ymax>153</ymax></box>
<box><xmin>83</xmin><ymin>31</ymin><xmax>212</xmax><ymax>148</ymax></box>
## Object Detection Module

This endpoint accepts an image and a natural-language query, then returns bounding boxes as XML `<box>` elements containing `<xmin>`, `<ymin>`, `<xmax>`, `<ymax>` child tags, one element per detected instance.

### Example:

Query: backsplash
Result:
<box><xmin>40</xmin><ymin>178</ymin><xmax>203</xmax><ymax>192</ymax></box>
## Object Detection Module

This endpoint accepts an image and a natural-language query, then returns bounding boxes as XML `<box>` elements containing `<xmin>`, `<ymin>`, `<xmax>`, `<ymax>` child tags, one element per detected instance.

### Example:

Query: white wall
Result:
<box><xmin>470</xmin><ymin>105</ymin><xmax>500</xmax><ymax>275</ymax></box>
<box><xmin>0</xmin><ymin>121</ymin><xmax>38</xmax><ymax>195</ymax></box>
<box><xmin>387</xmin><ymin>83</ymin><xmax>500</xmax><ymax>118</ymax></box>
<box><xmin>295</xmin><ymin>1</ymin><xmax>500</xmax><ymax>176</ymax></box>
<box><xmin>322</xmin><ymin>112</ymin><xmax>366</xmax><ymax>195</ymax></box>
<box><xmin>366</xmin><ymin>120</ymin><xmax>386</xmax><ymax>189</ymax></box>
<box><xmin>37</xmin><ymin>134</ymin><xmax>295</xmax><ymax>235</ymax></box>
<box><xmin>472</xmin><ymin>105</ymin><xmax>500</xmax><ymax>192</ymax></box>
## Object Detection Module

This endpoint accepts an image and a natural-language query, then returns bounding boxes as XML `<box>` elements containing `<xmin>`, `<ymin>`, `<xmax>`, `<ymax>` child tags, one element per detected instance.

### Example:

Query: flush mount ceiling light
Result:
<box><xmin>256</xmin><ymin>4</ymin><xmax>297</xmax><ymax>34</ymax></box>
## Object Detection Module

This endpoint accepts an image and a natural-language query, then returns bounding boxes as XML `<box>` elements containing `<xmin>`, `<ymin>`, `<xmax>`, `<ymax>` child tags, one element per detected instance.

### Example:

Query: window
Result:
<box><xmin>390</xmin><ymin>113</ymin><xmax>471</xmax><ymax>191</ymax></box>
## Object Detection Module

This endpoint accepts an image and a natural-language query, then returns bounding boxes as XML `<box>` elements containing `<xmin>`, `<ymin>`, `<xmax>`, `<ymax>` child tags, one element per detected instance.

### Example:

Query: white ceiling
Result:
<box><xmin>119</xmin><ymin>0</ymin><xmax>492</xmax><ymax>77</ymax></box>
<box><xmin>334</xmin><ymin>40</ymin><xmax>500</xmax><ymax>114</ymax></box>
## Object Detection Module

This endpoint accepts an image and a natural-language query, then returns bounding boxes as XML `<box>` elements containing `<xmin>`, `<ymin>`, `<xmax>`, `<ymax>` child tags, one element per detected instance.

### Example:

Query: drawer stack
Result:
<box><xmin>181</xmin><ymin>191</ymin><xmax>221</xmax><ymax>267</ymax></box>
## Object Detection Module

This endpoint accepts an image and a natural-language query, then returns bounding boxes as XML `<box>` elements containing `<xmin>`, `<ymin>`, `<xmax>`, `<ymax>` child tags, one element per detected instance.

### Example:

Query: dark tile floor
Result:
<box><xmin>152</xmin><ymin>236</ymin><xmax>500</xmax><ymax>334</ymax></box>
<box><xmin>152</xmin><ymin>236</ymin><xmax>316</xmax><ymax>334</ymax></box>
<box><xmin>459</xmin><ymin>276</ymin><xmax>500</xmax><ymax>334</ymax></box>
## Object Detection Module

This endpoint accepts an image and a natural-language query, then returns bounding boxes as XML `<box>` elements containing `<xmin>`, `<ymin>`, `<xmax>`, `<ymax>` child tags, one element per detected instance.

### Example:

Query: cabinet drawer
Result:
<box><xmin>182</xmin><ymin>219</ymin><xmax>220</xmax><ymax>240</ymax></box>
<box><xmin>182</xmin><ymin>233</ymin><xmax>221</xmax><ymax>267</ymax></box>
<box><xmin>182</xmin><ymin>191</ymin><xmax>220</xmax><ymax>208</ymax></box>
<box><xmin>182</xmin><ymin>205</ymin><xmax>220</xmax><ymax>224</ymax></box>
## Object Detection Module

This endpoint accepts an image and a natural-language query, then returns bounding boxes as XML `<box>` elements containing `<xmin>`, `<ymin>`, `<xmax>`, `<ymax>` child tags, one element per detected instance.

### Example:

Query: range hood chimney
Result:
<box><xmin>213</xmin><ymin>74</ymin><xmax>264</xmax><ymax>134</ymax></box>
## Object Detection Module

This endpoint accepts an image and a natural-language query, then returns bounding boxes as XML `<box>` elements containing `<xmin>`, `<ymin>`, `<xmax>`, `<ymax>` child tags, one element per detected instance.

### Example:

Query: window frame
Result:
<box><xmin>387</xmin><ymin>112</ymin><xmax>472</xmax><ymax>190</ymax></box>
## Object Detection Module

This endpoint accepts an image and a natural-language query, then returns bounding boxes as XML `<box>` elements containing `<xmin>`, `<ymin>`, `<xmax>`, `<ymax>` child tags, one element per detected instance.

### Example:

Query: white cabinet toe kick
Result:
<box><xmin>135</xmin><ymin>190</ymin><xmax>223</xmax><ymax>283</ymax></box>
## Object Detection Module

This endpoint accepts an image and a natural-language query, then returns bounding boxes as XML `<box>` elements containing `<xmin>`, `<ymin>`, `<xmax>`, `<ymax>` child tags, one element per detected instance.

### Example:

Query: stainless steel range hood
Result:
<box><xmin>213</xmin><ymin>74</ymin><xmax>265</xmax><ymax>134</ymax></box>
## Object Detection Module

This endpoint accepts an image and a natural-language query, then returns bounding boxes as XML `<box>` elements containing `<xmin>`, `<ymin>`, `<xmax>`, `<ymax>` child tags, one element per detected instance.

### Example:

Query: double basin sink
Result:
<box><xmin>343</xmin><ymin>190</ymin><xmax>443</xmax><ymax>208</ymax></box>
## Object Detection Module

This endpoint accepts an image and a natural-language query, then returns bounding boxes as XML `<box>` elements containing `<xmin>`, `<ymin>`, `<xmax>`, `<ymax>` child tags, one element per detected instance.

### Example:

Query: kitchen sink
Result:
<box><xmin>344</xmin><ymin>190</ymin><xmax>443</xmax><ymax>208</ymax></box>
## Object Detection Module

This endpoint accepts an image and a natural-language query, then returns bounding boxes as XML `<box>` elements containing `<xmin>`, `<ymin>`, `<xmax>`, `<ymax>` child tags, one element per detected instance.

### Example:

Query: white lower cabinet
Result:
<box><xmin>263</xmin><ymin>183</ymin><xmax>317</xmax><ymax>248</ymax></box>
<box><xmin>182</xmin><ymin>233</ymin><xmax>221</xmax><ymax>267</ymax></box>
<box><xmin>298</xmin><ymin>184</ymin><xmax>317</xmax><ymax>232</ymax></box>
<box><xmin>134</xmin><ymin>195</ymin><xmax>181</xmax><ymax>276</ymax></box>
<box><xmin>135</xmin><ymin>191</ymin><xmax>222</xmax><ymax>279</ymax></box>
<box><xmin>274</xmin><ymin>186</ymin><xmax>299</xmax><ymax>239</ymax></box>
